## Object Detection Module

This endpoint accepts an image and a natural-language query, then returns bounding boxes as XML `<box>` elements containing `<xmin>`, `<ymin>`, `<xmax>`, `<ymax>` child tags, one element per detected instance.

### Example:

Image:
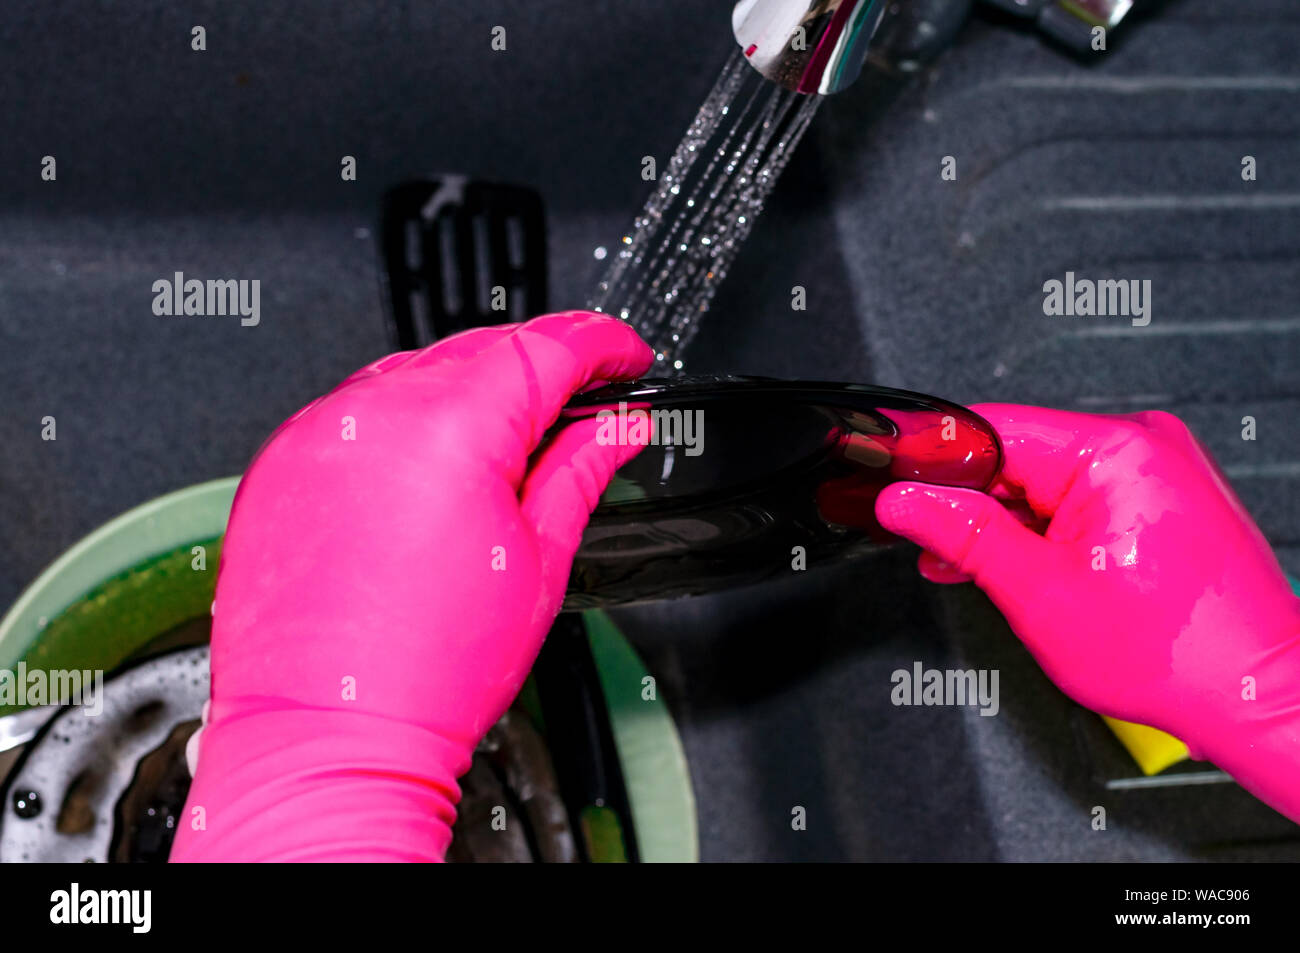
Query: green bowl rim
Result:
<box><xmin>0</xmin><ymin>477</ymin><xmax>698</xmax><ymax>862</ymax></box>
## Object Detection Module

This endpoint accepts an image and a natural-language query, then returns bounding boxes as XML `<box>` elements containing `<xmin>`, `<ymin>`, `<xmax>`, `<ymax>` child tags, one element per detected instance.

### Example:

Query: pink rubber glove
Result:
<box><xmin>170</xmin><ymin>312</ymin><xmax>653</xmax><ymax>862</ymax></box>
<box><xmin>875</xmin><ymin>404</ymin><xmax>1300</xmax><ymax>822</ymax></box>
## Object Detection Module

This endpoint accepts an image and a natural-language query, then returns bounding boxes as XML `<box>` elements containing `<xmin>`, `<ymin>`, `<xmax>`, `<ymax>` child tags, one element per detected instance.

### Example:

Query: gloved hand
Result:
<box><xmin>170</xmin><ymin>312</ymin><xmax>653</xmax><ymax>862</ymax></box>
<box><xmin>874</xmin><ymin>404</ymin><xmax>1300</xmax><ymax>822</ymax></box>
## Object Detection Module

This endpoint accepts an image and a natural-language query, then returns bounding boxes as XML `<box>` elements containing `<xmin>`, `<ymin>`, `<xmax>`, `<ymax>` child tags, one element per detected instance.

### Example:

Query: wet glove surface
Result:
<box><xmin>876</xmin><ymin>404</ymin><xmax>1300</xmax><ymax>823</ymax></box>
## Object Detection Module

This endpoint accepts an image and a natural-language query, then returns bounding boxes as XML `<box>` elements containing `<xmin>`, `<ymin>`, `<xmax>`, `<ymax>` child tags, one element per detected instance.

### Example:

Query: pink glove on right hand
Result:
<box><xmin>875</xmin><ymin>404</ymin><xmax>1300</xmax><ymax>822</ymax></box>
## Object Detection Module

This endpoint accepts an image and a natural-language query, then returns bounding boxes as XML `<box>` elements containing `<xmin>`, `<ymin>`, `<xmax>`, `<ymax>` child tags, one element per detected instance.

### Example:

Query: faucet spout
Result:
<box><xmin>732</xmin><ymin>0</ymin><xmax>890</xmax><ymax>95</ymax></box>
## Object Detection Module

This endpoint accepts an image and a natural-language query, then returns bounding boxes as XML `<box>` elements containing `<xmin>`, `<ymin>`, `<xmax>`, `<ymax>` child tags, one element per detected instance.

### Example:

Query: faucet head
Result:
<box><xmin>732</xmin><ymin>0</ymin><xmax>890</xmax><ymax>95</ymax></box>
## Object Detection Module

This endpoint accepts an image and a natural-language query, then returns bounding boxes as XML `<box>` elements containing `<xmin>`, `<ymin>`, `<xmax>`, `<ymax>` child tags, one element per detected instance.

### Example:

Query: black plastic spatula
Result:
<box><xmin>379</xmin><ymin>176</ymin><xmax>549</xmax><ymax>346</ymax></box>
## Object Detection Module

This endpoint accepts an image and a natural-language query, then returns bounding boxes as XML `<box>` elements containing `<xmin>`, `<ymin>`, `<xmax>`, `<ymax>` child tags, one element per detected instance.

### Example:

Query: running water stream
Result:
<box><xmin>589</xmin><ymin>50</ymin><xmax>822</xmax><ymax>372</ymax></box>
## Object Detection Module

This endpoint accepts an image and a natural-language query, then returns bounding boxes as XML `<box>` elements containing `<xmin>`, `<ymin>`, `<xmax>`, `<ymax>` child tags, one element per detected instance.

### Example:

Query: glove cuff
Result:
<box><xmin>170</xmin><ymin>705</ymin><xmax>469</xmax><ymax>862</ymax></box>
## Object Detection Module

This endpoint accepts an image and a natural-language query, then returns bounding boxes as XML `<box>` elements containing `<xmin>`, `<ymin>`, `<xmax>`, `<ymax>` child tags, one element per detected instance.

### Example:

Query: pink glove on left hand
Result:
<box><xmin>170</xmin><ymin>311</ymin><xmax>652</xmax><ymax>862</ymax></box>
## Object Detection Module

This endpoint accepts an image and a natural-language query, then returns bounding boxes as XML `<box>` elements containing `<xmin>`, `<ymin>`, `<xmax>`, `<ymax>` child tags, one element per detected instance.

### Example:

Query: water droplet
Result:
<box><xmin>593</xmin><ymin>246</ymin><xmax>608</xmax><ymax>261</ymax></box>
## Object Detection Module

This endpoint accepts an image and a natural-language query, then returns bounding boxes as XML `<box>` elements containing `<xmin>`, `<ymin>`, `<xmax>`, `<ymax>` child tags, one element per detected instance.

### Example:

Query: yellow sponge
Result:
<box><xmin>1103</xmin><ymin>717</ymin><xmax>1189</xmax><ymax>775</ymax></box>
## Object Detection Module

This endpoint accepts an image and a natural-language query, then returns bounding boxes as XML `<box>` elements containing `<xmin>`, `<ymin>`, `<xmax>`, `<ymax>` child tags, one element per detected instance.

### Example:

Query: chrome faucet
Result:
<box><xmin>733</xmin><ymin>0</ymin><xmax>1143</xmax><ymax>94</ymax></box>
<box><xmin>731</xmin><ymin>0</ymin><xmax>891</xmax><ymax>95</ymax></box>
